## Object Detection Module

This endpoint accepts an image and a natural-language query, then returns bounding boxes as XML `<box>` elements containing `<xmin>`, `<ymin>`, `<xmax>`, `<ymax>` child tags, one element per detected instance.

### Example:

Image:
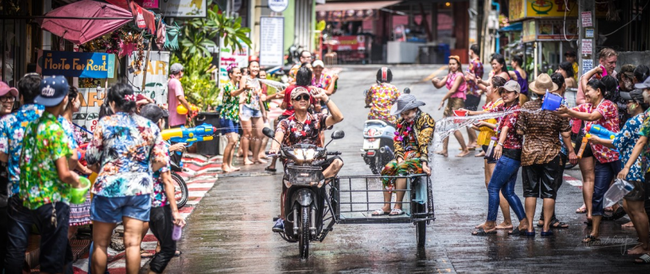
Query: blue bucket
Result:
<box><xmin>542</xmin><ymin>91</ymin><xmax>563</xmax><ymax>111</ymax></box>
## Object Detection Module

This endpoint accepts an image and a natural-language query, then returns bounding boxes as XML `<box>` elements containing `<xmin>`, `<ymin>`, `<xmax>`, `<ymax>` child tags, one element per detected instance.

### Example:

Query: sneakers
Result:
<box><xmin>272</xmin><ymin>219</ymin><xmax>285</xmax><ymax>232</ymax></box>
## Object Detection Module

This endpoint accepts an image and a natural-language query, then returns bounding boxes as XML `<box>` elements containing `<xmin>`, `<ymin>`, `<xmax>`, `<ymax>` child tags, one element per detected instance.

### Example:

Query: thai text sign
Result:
<box><xmin>41</xmin><ymin>51</ymin><xmax>115</xmax><ymax>78</ymax></box>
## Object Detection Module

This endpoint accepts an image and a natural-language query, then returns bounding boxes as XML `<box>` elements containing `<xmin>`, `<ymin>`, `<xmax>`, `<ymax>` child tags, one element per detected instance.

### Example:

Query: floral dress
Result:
<box><xmin>381</xmin><ymin>110</ymin><xmax>435</xmax><ymax>191</ymax></box>
<box><xmin>613</xmin><ymin>112</ymin><xmax>646</xmax><ymax>182</ymax></box>
<box><xmin>365</xmin><ymin>83</ymin><xmax>400</xmax><ymax>124</ymax></box>
<box><xmin>220</xmin><ymin>82</ymin><xmax>240</xmax><ymax>123</ymax></box>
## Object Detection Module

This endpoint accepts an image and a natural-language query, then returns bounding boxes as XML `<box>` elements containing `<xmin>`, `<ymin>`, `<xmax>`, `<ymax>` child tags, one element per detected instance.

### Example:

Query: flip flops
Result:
<box><xmin>635</xmin><ymin>254</ymin><xmax>650</xmax><ymax>264</ymax></box>
<box><xmin>389</xmin><ymin>208</ymin><xmax>405</xmax><ymax>216</ymax></box>
<box><xmin>371</xmin><ymin>209</ymin><xmax>389</xmax><ymax>216</ymax></box>
<box><xmin>472</xmin><ymin>227</ymin><xmax>497</xmax><ymax>236</ymax></box>
<box><xmin>582</xmin><ymin>234</ymin><xmax>599</xmax><ymax>243</ymax></box>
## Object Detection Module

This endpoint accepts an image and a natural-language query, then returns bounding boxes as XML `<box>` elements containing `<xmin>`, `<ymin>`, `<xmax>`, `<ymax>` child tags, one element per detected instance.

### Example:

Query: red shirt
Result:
<box><xmin>281</xmin><ymin>85</ymin><xmax>317</xmax><ymax>116</ymax></box>
<box><xmin>490</xmin><ymin>104</ymin><xmax>522</xmax><ymax>150</ymax></box>
<box><xmin>572</xmin><ymin>100</ymin><xmax>620</xmax><ymax>163</ymax></box>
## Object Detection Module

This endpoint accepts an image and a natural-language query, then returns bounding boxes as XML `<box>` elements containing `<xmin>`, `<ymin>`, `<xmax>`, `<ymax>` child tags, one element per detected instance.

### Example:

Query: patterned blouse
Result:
<box><xmin>516</xmin><ymin>99</ymin><xmax>571</xmax><ymax>166</ymax></box>
<box><xmin>86</xmin><ymin>112</ymin><xmax>169</xmax><ymax>197</ymax></box>
<box><xmin>446</xmin><ymin>71</ymin><xmax>467</xmax><ymax>100</ymax></box>
<box><xmin>277</xmin><ymin>112</ymin><xmax>328</xmax><ymax>148</ymax></box>
<box><xmin>466</xmin><ymin>58</ymin><xmax>484</xmax><ymax>97</ymax></box>
<box><xmin>614</xmin><ymin>112</ymin><xmax>646</xmax><ymax>182</ymax></box>
<box><xmin>365</xmin><ymin>83</ymin><xmax>400</xmax><ymax>124</ymax></box>
<box><xmin>312</xmin><ymin>73</ymin><xmax>332</xmax><ymax>90</ymax></box>
<box><xmin>393</xmin><ymin>110</ymin><xmax>435</xmax><ymax>163</ymax></box>
<box><xmin>152</xmin><ymin>142</ymin><xmax>172</xmax><ymax>208</ymax></box>
<box><xmin>490</xmin><ymin>104</ymin><xmax>522</xmax><ymax>150</ymax></box>
<box><xmin>58</xmin><ymin>117</ymin><xmax>78</xmax><ymax>150</ymax></box>
<box><xmin>220</xmin><ymin>81</ymin><xmax>240</xmax><ymax>122</ymax></box>
<box><xmin>572</xmin><ymin>100</ymin><xmax>620</xmax><ymax>163</ymax></box>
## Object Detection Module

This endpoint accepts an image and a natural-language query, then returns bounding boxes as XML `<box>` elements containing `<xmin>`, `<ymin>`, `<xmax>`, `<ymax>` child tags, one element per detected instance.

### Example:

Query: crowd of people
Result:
<box><xmin>428</xmin><ymin>44</ymin><xmax>650</xmax><ymax>264</ymax></box>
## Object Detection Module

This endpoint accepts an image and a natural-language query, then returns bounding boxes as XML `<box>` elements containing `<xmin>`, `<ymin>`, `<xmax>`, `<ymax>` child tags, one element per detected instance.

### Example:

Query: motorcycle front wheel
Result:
<box><xmin>299</xmin><ymin>205</ymin><xmax>311</xmax><ymax>259</ymax></box>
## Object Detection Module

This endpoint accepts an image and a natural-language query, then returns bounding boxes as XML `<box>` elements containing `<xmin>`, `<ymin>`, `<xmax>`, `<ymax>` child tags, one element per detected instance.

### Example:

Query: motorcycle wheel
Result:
<box><xmin>414</xmin><ymin>203</ymin><xmax>426</xmax><ymax>248</ymax></box>
<box><xmin>171</xmin><ymin>172</ymin><xmax>189</xmax><ymax>209</ymax></box>
<box><xmin>299</xmin><ymin>205</ymin><xmax>311</xmax><ymax>259</ymax></box>
<box><xmin>369</xmin><ymin>158</ymin><xmax>379</xmax><ymax>175</ymax></box>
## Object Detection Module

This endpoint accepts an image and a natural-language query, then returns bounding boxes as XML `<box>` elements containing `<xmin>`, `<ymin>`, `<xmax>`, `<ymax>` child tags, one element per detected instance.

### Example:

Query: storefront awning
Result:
<box><xmin>499</xmin><ymin>22</ymin><xmax>522</xmax><ymax>32</ymax></box>
<box><xmin>315</xmin><ymin>1</ymin><xmax>402</xmax><ymax>12</ymax></box>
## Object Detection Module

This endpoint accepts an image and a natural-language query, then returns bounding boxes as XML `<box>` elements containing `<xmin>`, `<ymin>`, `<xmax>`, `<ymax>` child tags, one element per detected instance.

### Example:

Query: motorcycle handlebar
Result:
<box><xmin>327</xmin><ymin>152</ymin><xmax>342</xmax><ymax>156</ymax></box>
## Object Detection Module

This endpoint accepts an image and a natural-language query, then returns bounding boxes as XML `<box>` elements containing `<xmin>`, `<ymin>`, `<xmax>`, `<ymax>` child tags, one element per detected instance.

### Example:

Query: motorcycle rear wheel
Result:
<box><xmin>299</xmin><ymin>206</ymin><xmax>311</xmax><ymax>259</ymax></box>
<box><xmin>171</xmin><ymin>172</ymin><xmax>189</xmax><ymax>209</ymax></box>
<box><xmin>414</xmin><ymin>203</ymin><xmax>427</xmax><ymax>248</ymax></box>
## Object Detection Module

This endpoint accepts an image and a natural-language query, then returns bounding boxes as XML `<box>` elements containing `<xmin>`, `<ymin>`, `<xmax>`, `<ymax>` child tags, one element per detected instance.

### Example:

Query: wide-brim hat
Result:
<box><xmin>391</xmin><ymin>94</ymin><xmax>425</xmax><ymax>115</ymax></box>
<box><xmin>528</xmin><ymin>73</ymin><xmax>559</xmax><ymax>95</ymax></box>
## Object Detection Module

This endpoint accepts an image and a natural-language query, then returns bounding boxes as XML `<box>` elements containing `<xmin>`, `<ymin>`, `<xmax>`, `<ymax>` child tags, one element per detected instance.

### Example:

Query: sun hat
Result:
<box><xmin>0</xmin><ymin>81</ymin><xmax>18</xmax><ymax>97</ymax></box>
<box><xmin>35</xmin><ymin>76</ymin><xmax>70</xmax><ymax>107</ymax></box>
<box><xmin>391</xmin><ymin>94</ymin><xmax>425</xmax><ymax>115</ymax></box>
<box><xmin>291</xmin><ymin>86</ymin><xmax>310</xmax><ymax>100</ymax></box>
<box><xmin>528</xmin><ymin>74</ymin><xmax>558</xmax><ymax>95</ymax></box>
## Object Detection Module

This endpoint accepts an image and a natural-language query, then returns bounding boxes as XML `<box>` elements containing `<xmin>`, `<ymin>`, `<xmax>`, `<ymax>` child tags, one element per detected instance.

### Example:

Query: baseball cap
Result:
<box><xmin>499</xmin><ymin>80</ymin><xmax>521</xmax><ymax>93</ymax></box>
<box><xmin>635</xmin><ymin>76</ymin><xmax>650</xmax><ymax>89</ymax></box>
<box><xmin>0</xmin><ymin>81</ymin><xmax>18</xmax><ymax>97</ymax></box>
<box><xmin>619</xmin><ymin>89</ymin><xmax>645</xmax><ymax>103</ymax></box>
<box><xmin>291</xmin><ymin>86</ymin><xmax>310</xmax><ymax>100</ymax></box>
<box><xmin>35</xmin><ymin>76</ymin><xmax>69</xmax><ymax>107</ymax></box>
<box><xmin>312</xmin><ymin>60</ymin><xmax>325</xmax><ymax>68</ymax></box>
<box><xmin>140</xmin><ymin>104</ymin><xmax>169</xmax><ymax>123</ymax></box>
<box><xmin>170</xmin><ymin>63</ymin><xmax>184</xmax><ymax>75</ymax></box>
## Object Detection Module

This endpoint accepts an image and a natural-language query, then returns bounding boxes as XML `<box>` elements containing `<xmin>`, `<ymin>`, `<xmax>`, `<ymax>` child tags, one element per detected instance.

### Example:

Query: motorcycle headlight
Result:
<box><xmin>294</xmin><ymin>148</ymin><xmax>316</xmax><ymax>161</ymax></box>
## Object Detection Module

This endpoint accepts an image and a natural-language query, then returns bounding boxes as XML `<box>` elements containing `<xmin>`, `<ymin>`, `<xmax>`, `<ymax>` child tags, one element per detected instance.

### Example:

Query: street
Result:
<box><xmin>161</xmin><ymin>64</ymin><xmax>649</xmax><ymax>273</ymax></box>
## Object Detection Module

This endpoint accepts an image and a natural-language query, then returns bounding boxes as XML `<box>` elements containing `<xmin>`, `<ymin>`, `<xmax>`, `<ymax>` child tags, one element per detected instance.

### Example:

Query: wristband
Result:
<box><xmin>497</xmin><ymin>142</ymin><xmax>504</xmax><ymax>146</ymax></box>
<box><xmin>325</xmin><ymin>97</ymin><xmax>331</xmax><ymax>104</ymax></box>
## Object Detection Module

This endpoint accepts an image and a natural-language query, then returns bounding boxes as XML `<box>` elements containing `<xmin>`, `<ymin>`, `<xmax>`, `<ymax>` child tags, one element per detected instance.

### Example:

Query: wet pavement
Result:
<box><xmin>159</xmin><ymin>65</ymin><xmax>650</xmax><ymax>273</ymax></box>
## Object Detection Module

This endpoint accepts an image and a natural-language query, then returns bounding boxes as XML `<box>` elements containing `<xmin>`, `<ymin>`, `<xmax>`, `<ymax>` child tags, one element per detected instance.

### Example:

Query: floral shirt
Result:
<box><xmin>393</xmin><ymin>110</ymin><xmax>435</xmax><ymax>163</ymax></box>
<box><xmin>220</xmin><ymin>82</ymin><xmax>240</xmax><ymax>122</ymax></box>
<box><xmin>446</xmin><ymin>72</ymin><xmax>467</xmax><ymax>100</ymax></box>
<box><xmin>490</xmin><ymin>104</ymin><xmax>522</xmax><ymax>150</ymax></box>
<box><xmin>636</xmin><ymin>112</ymin><xmax>650</xmax><ymax>172</ymax></box>
<box><xmin>572</xmin><ymin>100</ymin><xmax>620</xmax><ymax>163</ymax></box>
<box><xmin>0</xmin><ymin>104</ymin><xmax>44</xmax><ymax>195</ymax></box>
<box><xmin>277</xmin><ymin>112</ymin><xmax>328</xmax><ymax>148</ymax></box>
<box><xmin>312</xmin><ymin>73</ymin><xmax>332</xmax><ymax>90</ymax></box>
<box><xmin>365</xmin><ymin>83</ymin><xmax>400</xmax><ymax>124</ymax></box>
<box><xmin>466</xmin><ymin>58</ymin><xmax>484</xmax><ymax>97</ymax></box>
<box><xmin>19</xmin><ymin>112</ymin><xmax>73</xmax><ymax>210</ymax></box>
<box><xmin>58</xmin><ymin>117</ymin><xmax>78</xmax><ymax>150</ymax></box>
<box><xmin>152</xmin><ymin>142</ymin><xmax>171</xmax><ymax>208</ymax></box>
<box><xmin>614</xmin><ymin>112</ymin><xmax>646</xmax><ymax>182</ymax></box>
<box><xmin>86</xmin><ymin>112</ymin><xmax>168</xmax><ymax>197</ymax></box>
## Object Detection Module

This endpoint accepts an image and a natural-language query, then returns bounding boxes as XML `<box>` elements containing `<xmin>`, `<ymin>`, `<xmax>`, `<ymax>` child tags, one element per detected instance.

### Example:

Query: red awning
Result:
<box><xmin>315</xmin><ymin>1</ymin><xmax>402</xmax><ymax>12</ymax></box>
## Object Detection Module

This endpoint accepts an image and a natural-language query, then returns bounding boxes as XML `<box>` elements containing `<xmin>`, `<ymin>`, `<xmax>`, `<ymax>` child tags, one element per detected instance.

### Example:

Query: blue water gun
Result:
<box><xmin>161</xmin><ymin>123</ymin><xmax>217</xmax><ymax>146</ymax></box>
<box><xmin>587</xmin><ymin>124</ymin><xmax>616</xmax><ymax>140</ymax></box>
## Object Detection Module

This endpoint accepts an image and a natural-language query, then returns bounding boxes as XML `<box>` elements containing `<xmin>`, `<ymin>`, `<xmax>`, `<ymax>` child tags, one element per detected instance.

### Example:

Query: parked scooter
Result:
<box><xmin>263</xmin><ymin>127</ymin><xmax>344</xmax><ymax>259</ymax></box>
<box><xmin>361</xmin><ymin>87</ymin><xmax>410</xmax><ymax>174</ymax></box>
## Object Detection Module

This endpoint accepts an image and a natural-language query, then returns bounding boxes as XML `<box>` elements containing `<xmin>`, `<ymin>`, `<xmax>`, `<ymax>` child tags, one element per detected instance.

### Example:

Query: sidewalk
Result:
<box><xmin>71</xmin><ymin>153</ymin><xmax>223</xmax><ymax>273</ymax></box>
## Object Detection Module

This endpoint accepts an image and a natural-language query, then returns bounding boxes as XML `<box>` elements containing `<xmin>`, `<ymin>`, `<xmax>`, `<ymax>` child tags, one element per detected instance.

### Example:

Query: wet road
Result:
<box><xmin>161</xmin><ymin>65</ymin><xmax>649</xmax><ymax>273</ymax></box>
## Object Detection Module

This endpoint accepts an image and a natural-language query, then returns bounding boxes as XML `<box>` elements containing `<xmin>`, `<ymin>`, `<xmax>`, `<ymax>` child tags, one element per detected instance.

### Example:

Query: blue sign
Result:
<box><xmin>41</xmin><ymin>51</ymin><xmax>115</xmax><ymax>78</ymax></box>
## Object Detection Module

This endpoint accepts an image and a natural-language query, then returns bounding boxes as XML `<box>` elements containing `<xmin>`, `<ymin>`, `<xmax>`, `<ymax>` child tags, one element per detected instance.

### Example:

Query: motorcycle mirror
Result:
<box><xmin>263</xmin><ymin>127</ymin><xmax>275</xmax><ymax>138</ymax></box>
<box><xmin>331</xmin><ymin>130</ymin><xmax>345</xmax><ymax>140</ymax></box>
<box><xmin>403</xmin><ymin>87</ymin><xmax>411</xmax><ymax>94</ymax></box>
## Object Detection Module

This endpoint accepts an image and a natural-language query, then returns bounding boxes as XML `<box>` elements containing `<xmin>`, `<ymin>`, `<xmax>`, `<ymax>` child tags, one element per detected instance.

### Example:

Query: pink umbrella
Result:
<box><xmin>39</xmin><ymin>0</ymin><xmax>133</xmax><ymax>45</ymax></box>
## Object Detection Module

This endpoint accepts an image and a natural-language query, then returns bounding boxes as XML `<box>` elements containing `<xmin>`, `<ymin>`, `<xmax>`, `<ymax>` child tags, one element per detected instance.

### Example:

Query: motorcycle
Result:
<box><xmin>361</xmin><ymin>88</ymin><xmax>410</xmax><ymax>174</ymax></box>
<box><xmin>169</xmin><ymin>151</ymin><xmax>189</xmax><ymax>209</ymax></box>
<box><xmin>263</xmin><ymin>127</ymin><xmax>344</xmax><ymax>259</ymax></box>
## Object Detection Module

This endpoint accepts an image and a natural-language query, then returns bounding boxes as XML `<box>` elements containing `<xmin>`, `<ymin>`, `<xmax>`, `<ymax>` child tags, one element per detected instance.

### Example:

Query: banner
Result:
<box><xmin>127</xmin><ymin>51</ymin><xmax>171</xmax><ymax>105</ymax></box>
<box><xmin>324</xmin><ymin>35</ymin><xmax>367</xmax><ymax>51</ymax></box>
<box><xmin>160</xmin><ymin>0</ymin><xmax>207</xmax><ymax>17</ymax></box>
<box><xmin>38</xmin><ymin>51</ymin><xmax>115</xmax><ymax>78</ymax></box>
<box><xmin>316</xmin><ymin>10</ymin><xmax>378</xmax><ymax>22</ymax></box>
<box><xmin>219</xmin><ymin>38</ymin><xmax>249</xmax><ymax>87</ymax></box>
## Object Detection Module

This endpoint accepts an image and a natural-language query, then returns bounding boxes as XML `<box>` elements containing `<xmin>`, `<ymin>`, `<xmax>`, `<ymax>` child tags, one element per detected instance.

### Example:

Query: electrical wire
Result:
<box><xmin>563</xmin><ymin>0</ymin><xmax>577</xmax><ymax>42</ymax></box>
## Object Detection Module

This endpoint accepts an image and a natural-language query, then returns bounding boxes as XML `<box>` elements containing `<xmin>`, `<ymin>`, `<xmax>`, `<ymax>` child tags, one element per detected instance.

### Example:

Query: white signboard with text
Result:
<box><xmin>219</xmin><ymin>38</ymin><xmax>249</xmax><ymax>87</ymax></box>
<box><xmin>127</xmin><ymin>51</ymin><xmax>171</xmax><ymax>105</ymax></box>
<box><xmin>160</xmin><ymin>0</ymin><xmax>207</xmax><ymax>17</ymax></box>
<box><xmin>259</xmin><ymin>17</ymin><xmax>285</xmax><ymax>67</ymax></box>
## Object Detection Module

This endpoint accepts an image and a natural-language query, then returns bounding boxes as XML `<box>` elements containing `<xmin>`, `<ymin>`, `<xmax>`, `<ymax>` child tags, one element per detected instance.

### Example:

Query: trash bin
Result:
<box><xmin>194</xmin><ymin>112</ymin><xmax>221</xmax><ymax>156</ymax></box>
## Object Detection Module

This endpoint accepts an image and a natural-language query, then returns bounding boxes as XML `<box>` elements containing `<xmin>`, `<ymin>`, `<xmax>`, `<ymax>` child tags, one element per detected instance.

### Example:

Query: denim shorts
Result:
<box><xmin>90</xmin><ymin>195</ymin><xmax>151</xmax><ymax>223</ymax></box>
<box><xmin>240</xmin><ymin>105</ymin><xmax>262</xmax><ymax>121</ymax></box>
<box><xmin>219</xmin><ymin>118</ymin><xmax>240</xmax><ymax>134</ymax></box>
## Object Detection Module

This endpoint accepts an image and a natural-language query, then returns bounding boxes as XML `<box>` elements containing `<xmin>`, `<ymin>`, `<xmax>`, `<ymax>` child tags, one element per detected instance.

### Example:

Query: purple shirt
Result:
<box><xmin>168</xmin><ymin>78</ymin><xmax>186</xmax><ymax>127</ymax></box>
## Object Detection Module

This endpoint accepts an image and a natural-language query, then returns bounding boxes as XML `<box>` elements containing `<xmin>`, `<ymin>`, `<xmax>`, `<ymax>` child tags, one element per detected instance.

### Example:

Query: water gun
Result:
<box><xmin>177</xmin><ymin>104</ymin><xmax>199</xmax><ymax>116</ymax></box>
<box><xmin>77</xmin><ymin>143</ymin><xmax>89</xmax><ymax>166</ymax></box>
<box><xmin>161</xmin><ymin>123</ymin><xmax>217</xmax><ymax>145</ymax></box>
<box><xmin>586</xmin><ymin>124</ymin><xmax>615</xmax><ymax>140</ymax></box>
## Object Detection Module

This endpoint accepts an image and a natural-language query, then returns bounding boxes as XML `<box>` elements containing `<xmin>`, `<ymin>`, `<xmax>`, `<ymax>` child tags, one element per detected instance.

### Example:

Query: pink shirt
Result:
<box><xmin>168</xmin><ymin>78</ymin><xmax>186</xmax><ymax>127</ymax></box>
<box><xmin>446</xmin><ymin>72</ymin><xmax>467</xmax><ymax>100</ymax></box>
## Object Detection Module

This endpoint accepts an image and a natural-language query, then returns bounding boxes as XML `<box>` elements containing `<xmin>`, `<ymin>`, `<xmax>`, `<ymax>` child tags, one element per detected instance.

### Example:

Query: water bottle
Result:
<box><xmin>485</xmin><ymin>137</ymin><xmax>497</xmax><ymax>157</ymax></box>
<box><xmin>603</xmin><ymin>179</ymin><xmax>635</xmax><ymax>208</ymax></box>
<box><xmin>172</xmin><ymin>224</ymin><xmax>183</xmax><ymax>241</ymax></box>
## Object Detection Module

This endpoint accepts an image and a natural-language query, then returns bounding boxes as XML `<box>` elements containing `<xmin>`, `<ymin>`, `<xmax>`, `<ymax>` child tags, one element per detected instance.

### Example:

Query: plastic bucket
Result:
<box><xmin>542</xmin><ymin>92</ymin><xmax>563</xmax><ymax>111</ymax></box>
<box><xmin>70</xmin><ymin>177</ymin><xmax>91</xmax><ymax>204</ymax></box>
<box><xmin>453</xmin><ymin>109</ymin><xmax>467</xmax><ymax>123</ymax></box>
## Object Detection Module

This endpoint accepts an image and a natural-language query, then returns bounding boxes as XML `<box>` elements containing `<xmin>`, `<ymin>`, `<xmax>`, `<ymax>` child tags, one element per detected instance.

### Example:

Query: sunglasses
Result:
<box><xmin>292</xmin><ymin>94</ymin><xmax>310</xmax><ymax>101</ymax></box>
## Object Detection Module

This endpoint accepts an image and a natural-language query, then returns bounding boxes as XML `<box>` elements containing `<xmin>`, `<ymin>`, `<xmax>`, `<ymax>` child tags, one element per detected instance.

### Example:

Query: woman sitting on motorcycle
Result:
<box><xmin>269</xmin><ymin>86</ymin><xmax>345</xmax><ymax>232</ymax></box>
<box><xmin>365</xmin><ymin>67</ymin><xmax>400</xmax><ymax>125</ymax></box>
<box><xmin>373</xmin><ymin>94</ymin><xmax>435</xmax><ymax>216</ymax></box>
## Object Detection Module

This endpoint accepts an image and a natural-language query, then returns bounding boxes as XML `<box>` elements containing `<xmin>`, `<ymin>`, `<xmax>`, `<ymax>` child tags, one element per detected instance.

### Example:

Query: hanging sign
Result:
<box><xmin>127</xmin><ymin>51</ymin><xmax>171</xmax><ymax>105</ymax></box>
<box><xmin>136</xmin><ymin>7</ymin><xmax>147</xmax><ymax>29</ymax></box>
<box><xmin>38</xmin><ymin>51</ymin><xmax>115</xmax><ymax>78</ymax></box>
<box><xmin>259</xmin><ymin>17</ymin><xmax>284</xmax><ymax>67</ymax></box>
<box><xmin>268</xmin><ymin>0</ymin><xmax>289</xmax><ymax>13</ymax></box>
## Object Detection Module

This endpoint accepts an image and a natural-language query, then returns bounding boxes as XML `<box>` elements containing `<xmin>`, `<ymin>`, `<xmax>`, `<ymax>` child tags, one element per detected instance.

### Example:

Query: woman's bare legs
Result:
<box><xmin>222</xmin><ymin>133</ymin><xmax>240</xmax><ymax>172</ymax></box>
<box><xmin>579</xmin><ymin>156</ymin><xmax>596</xmax><ymax>221</ymax></box>
<box><xmin>393</xmin><ymin>178</ymin><xmax>407</xmax><ymax>210</ymax></box>
<box><xmin>251</xmin><ymin>117</ymin><xmax>267</xmax><ymax>164</ymax></box>
<box><xmin>123</xmin><ymin>217</ymin><xmax>146</xmax><ymax>274</ymax></box>
<box><xmin>91</xmin><ymin>221</ymin><xmax>117</xmax><ymax>274</ymax></box>
<box><xmin>240</xmin><ymin>119</ymin><xmax>254</xmax><ymax>165</ymax></box>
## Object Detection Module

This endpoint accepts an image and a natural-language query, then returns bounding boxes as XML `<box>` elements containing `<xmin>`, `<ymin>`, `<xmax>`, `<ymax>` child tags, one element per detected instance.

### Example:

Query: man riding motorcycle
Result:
<box><xmin>365</xmin><ymin>67</ymin><xmax>401</xmax><ymax>125</ymax></box>
<box><xmin>269</xmin><ymin>86</ymin><xmax>345</xmax><ymax>232</ymax></box>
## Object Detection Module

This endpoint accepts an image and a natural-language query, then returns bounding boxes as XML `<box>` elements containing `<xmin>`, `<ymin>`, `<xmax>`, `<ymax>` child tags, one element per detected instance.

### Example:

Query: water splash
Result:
<box><xmin>257</xmin><ymin>79</ymin><xmax>289</xmax><ymax>90</ymax></box>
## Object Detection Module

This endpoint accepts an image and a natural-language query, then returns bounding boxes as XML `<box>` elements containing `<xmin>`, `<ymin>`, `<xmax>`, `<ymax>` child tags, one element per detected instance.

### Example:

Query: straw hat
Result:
<box><xmin>528</xmin><ymin>73</ymin><xmax>558</xmax><ymax>95</ymax></box>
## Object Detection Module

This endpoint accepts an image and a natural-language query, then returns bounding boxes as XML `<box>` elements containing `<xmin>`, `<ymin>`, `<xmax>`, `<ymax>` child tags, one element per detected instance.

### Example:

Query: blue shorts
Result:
<box><xmin>90</xmin><ymin>195</ymin><xmax>151</xmax><ymax>223</ymax></box>
<box><xmin>240</xmin><ymin>105</ymin><xmax>262</xmax><ymax>121</ymax></box>
<box><xmin>219</xmin><ymin>118</ymin><xmax>240</xmax><ymax>134</ymax></box>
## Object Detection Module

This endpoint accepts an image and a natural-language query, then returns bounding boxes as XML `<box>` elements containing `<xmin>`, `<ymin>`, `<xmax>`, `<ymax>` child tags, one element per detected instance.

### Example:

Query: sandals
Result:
<box><xmin>472</xmin><ymin>227</ymin><xmax>497</xmax><ymax>236</ymax></box>
<box><xmin>635</xmin><ymin>254</ymin><xmax>650</xmax><ymax>264</ymax></box>
<box><xmin>576</xmin><ymin>205</ymin><xmax>587</xmax><ymax>214</ymax></box>
<box><xmin>371</xmin><ymin>209</ymin><xmax>389</xmax><ymax>216</ymax></box>
<box><xmin>582</xmin><ymin>235</ymin><xmax>599</xmax><ymax>243</ymax></box>
<box><xmin>389</xmin><ymin>208</ymin><xmax>405</xmax><ymax>216</ymax></box>
<box><xmin>540</xmin><ymin>230</ymin><xmax>554</xmax><ymax>237</ymax></box>
<box><xmin>141</xmin><ymin>249</ymin><xmax>155</xmax><ymax>258</ymax></box>
<box><xmin>549</xmin><ymin>219</ymin><xmax>569</xmax><ymax>229</ymax></box>
<box><xmin>508</xmin><ymin>227</ymin><xmax>526</xmax><ymax>236</ymax></box>
<box><xmin>264</xmin><ymin>166</ymin><xmax>277</xmax><ymax>172</ymax></box>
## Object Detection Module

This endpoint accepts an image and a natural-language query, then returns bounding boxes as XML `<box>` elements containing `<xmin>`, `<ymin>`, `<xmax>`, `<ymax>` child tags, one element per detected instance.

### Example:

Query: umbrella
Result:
<box><xmin>39</xmin><ymin>0</ymin><xmax>133</xmax><ymax>45</ymax></box>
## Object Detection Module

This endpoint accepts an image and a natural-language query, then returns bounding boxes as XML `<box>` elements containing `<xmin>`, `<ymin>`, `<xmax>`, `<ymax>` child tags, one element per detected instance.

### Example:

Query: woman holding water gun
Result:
<box><xmin>239</xmin><ymin>60</ymin><xmax>268</xmax><ymax>165</ymax></box>
<box><xmin>220</xmin><ymin>65</ymin><xmax>246</xmax><ymax>173</ymax></box>
<box><xmin>557</xmin><ymin>79</ymin><xmax>620</xmax><ymax>243</ymax></box>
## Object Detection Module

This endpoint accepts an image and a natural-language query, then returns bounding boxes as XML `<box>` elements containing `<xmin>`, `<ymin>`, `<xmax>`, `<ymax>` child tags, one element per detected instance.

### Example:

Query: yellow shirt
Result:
<box><xmin>477</xmin><ymin>99</ymin><xmax>504</xmax><ymax>146</ymax></box>
<box><xmin>572</xmin><ymin>62</ymin><xmax>579</xmax><ymax>81</ymax></box>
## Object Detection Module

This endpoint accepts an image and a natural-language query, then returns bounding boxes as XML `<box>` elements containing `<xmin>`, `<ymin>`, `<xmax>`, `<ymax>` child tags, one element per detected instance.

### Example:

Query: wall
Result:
<box><xmin>617</xmin><ymin>51</ymin><xmax>650</xmax><ymax>70</ymax></box>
